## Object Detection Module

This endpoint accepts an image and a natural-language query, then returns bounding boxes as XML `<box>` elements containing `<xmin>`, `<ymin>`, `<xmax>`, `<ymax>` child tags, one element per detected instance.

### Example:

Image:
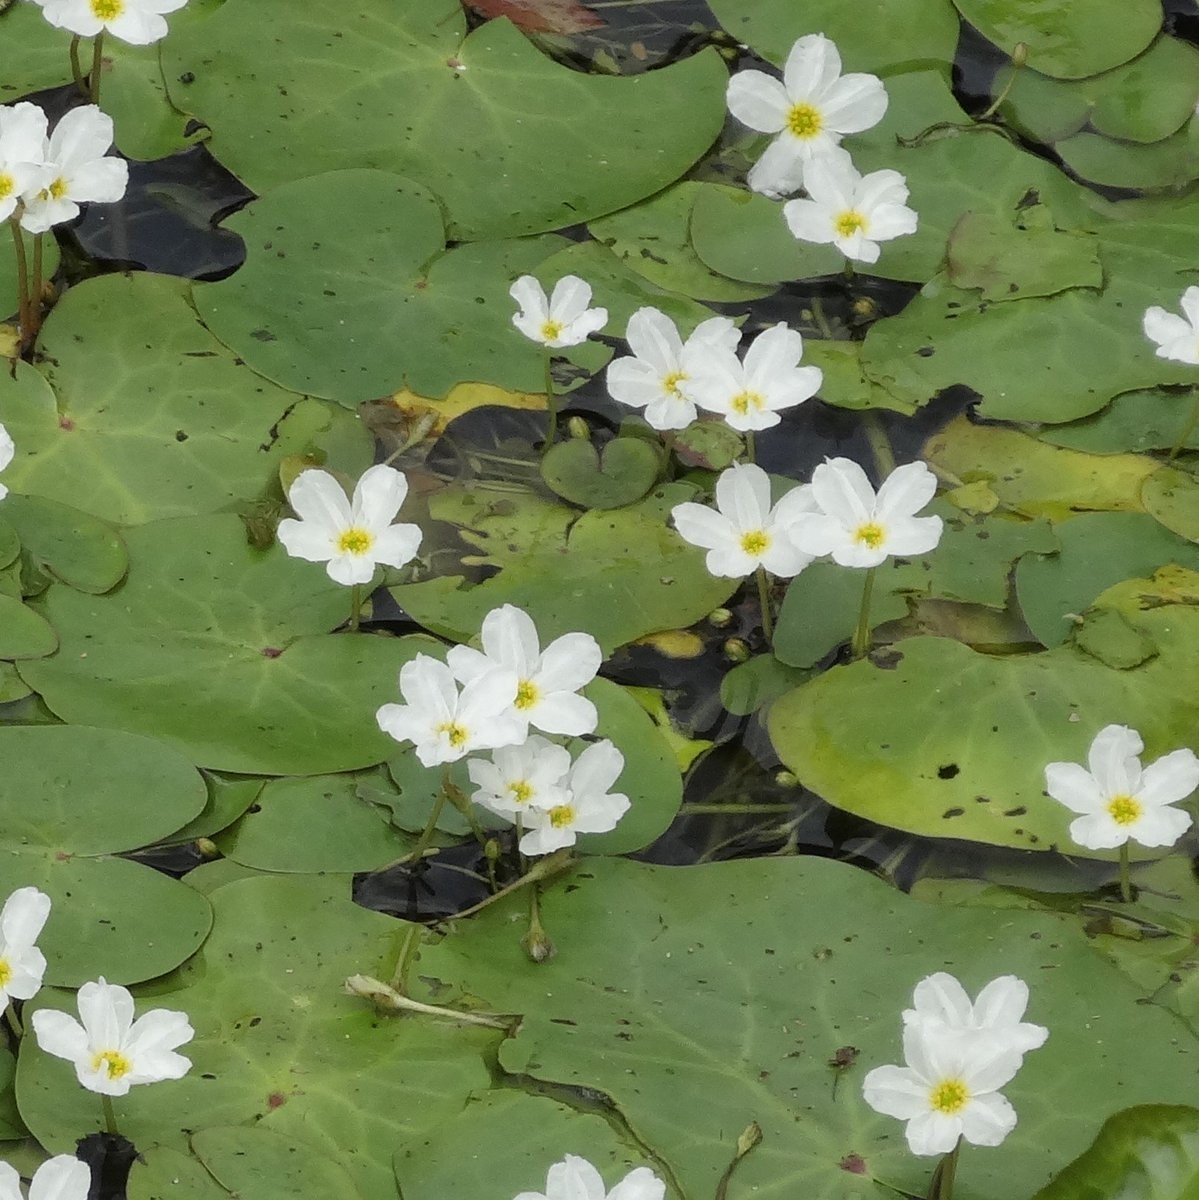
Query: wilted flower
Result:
<box><xmin>514</xmin><ymin>1155</ymin><xmax>664</xmax><ymax>1200</ymax></box>
<box><xmin>0</xmin><ymin>1155</ymin><xmax>91</xmax><ymax>1200</ymax></box>
<box><xmin>606</xmin><ymin>308</ymin><xmax>741</xmax><ymax>431</ymax></box>
<box><xmin>1044</xmin><ymin>724</ymin><xmax>1199</xmax><ymax>850</ymax></box>
<box><xmin>447</xmin><ymin>604</ymin><xmax>602</xmax><ymax>738</ymax></box>
<box><xmin>904</xmin><ymin>974</ymin><xmax>1048</xmax><ymax>1056</ymax></box>
<box><xmin>672</xmin><ymin>462</ymin><xmax>816</xmax><ymax>579</ymax></box>
<box><xmin>468</xmin><ymin>735</ymin><xmax>572</xmax><ymax>819</ymax></box>
<box><xmin>1143</xmin><ymin>287</ymin><xmax>1199</xmax><ymax>365</ymax></box>
<box><xmin>789</xmin><ymin>458</ymin><xmax>942</xmax><ymax>568</ymax></box>
<box><xmin>679</xmin><ymin>323</ymin><xmax>822</xmax><ymax>433</ymax></box>
<box><xmin>726</xmin><ymin>33</ymin><xmax>888</xmax><ymax>198</ymax></box>
<box><xmin>862</xmin><ymin>973</ymin><xmax>1045</xmax><ymax>1156</ymax></box>
<box><xmin>19</xmin><ymin>106</ymin><xmax>128</xmax><ymax>234</ymax></box>
<box><xmin>0</xmin><ymin>887</ymin><xmax>51</xmax><ymax>1008</ymax></box>
<box><xmin>519</xmin><ymin>741</ymin><xmax>630</xmax><ymax>856</ymax></box>
<box><xmin>0</xmin><ymin>104</ymin><xmax>50</xmax><ymax>224</ymax></box>
<box><xmin>510</xmin><ymin>276</ymin><xmax>608</xmax><ymax>349</ymax></box>
<box><xmin>783</xmin><ymin>152</ymin><xmax>917</xmax><ymax>264</ymax></box>
<box><xmin>376</xmin><ymin>654</ymin><xmax>525</xmax><ymax>768</ymax></box>
<box><xmin>30</xmin><ymin>0</ymin><xmax>188</xmax><ymax>45</ymax></box>
<box><xmin>32</xmin><ymin>977</ymin><xmax>193</xmax><ymax>1097</ymax></box>
<box><xmin>276</xmin><ymin>464</ymin><xmax>422</xmax><ymax>587</ymax></box>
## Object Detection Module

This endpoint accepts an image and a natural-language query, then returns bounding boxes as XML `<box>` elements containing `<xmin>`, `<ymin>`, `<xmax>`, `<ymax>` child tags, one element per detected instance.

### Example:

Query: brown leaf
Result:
<box><xmin>465</xmin><ymin>0</ymin><xmax>604</xmax><ymax>35</ymax></box>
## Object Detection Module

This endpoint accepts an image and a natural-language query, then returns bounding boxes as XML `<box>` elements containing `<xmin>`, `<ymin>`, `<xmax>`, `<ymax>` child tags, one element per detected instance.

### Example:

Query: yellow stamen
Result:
<box><xmin>91</xmin><ymin>1049</ymin><xmax>132</xmax><ymax>1081</ymax></box>
<box><xmin>853</xmin><ymin>522</ymin><xmax>885</xmax><ymax>549</ymax></box>
<box><xmin>0</xmin><ymin>174</ymin><xmax>13</xmax><ymax>200</ymax></box>
<box><xmin>437</xmin><ymin>721</ymin><xmax>468</xmax><ymax>748</ymax></box>
<box><xmin>786</xmin><ymin>102</ymin><xmax>823</xmax><ymax>139</ymax></box>
<box><xmin>548</xmin><ymin>804</ymin><xmax>575</xmax><ymax>829</ymax></box>
<box><xmin>337</xmin><ymin>527</ymin><xmax>373</xmax><ymax>555</ymax></box>
<box><xmin>509</xmin><ymin>780</ymin><xmax>533</xmax><ymax>805</ymax></box>
<box><xmin>661</xmin><ymin>370</ymin><xmax>686</xmax><ymax>397</ymax></box>
<box><xmin>0</xmin><ymin>958</ymin><xmax>10</xmax><ymax>987</ymax></box>
<box><xmin>540</xmin><ymin>319</ymin><xmax>563</xmax><ymax>342</ymax></box>
<box><xmin>729</xmin><ymin>391</ymin><xmax>763</xmax><ymax>416</ymax></box>
<box><xmin>49</xmin><ymin>177</ymin><xmax>68</xmax><ymax>200</ymax></box>
<box><xmin>834</xmin><ymin>210</ymin><xmax>868</xmax><ymax>238</ymax></box>
<box><xmin>1107</xmin><ymin>794</ymin><xmax>1142</xmax><ymax>826</ymax></box>
<box><xmin>740</xmin><ymin>530</ymin><xmax>770</xmax><ymax>556</ymax></box>
<box><xmin>929</xmin><ymin>1079</ymin><xmax>969</xmax><ymax>1114</ymax></box>
<box><xmin>90</xmin><ymin>0</ymin><xmax>123</xmax><ymax>17</ymax></box>
<box><xmin>514</xmin><ymin>680</ymin><xmax>539</xmax><ymax>710</ymax></box>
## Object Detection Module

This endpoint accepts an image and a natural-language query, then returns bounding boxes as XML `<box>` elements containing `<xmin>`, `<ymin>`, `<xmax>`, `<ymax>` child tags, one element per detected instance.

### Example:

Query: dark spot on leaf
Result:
<box><xmin>942</xmin><ymin>807</ymin><xmax>965</xmax><ymax>818</ymax></box>
<box><xmin>58</xmin><ymin>416</ymin><xmax>75</xmax><ymax>431</ymax></box>
<box><xmin>975</xmin><ymin>795</ymin><xmax>990</xmax><ymax>803</ymax></box>
<box><xmin>868</xmin><ymin>647</ymin><xmax>903</xmax><ymax>669</ymax></box>
<box><xmin>839</xmin><ymin>1155</ymin><xmax>867</xmax><ymax>1175</ymax></box>
<box><xmin>262</xmin><ymin>646</ymin><xmax>283</xmax><ymax>658</ymax></box>
<box><xmin>250</xmin><ymin>328</ymin><xmax>277</xmax><ymax>342</ymax></box>
<box><xmin>937</xmin><ymin>764</ymin><xmax>959</xmax><ymax>779</ymax></box>
<box><xmin>175</xmin><ymin>430</ymin><xmax>188</xmax><ymax>442</ymax></box>
<box><xmin>1004</xmin><ymin>806</ymin><xmax>1027</xmax><ymax>817</ymax></box>
<box><xmin>916</xmin><ymin>346</ymin><xmax>934</xmax><ymax>357</ymax></box>
<box><xmin>267</xmin><ymin>1092</ymin><xmax>286</xmax><ymax>1109</ymax></box>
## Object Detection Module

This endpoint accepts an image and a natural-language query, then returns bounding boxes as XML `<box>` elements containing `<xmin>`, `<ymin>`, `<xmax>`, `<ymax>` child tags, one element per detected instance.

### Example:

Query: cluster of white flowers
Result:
<box><xmin>0</xmin><ymin>102</ymin><xmax>127</xmax><ymax>234</ymax></box>
<box><xmin>30</xmin><ymin>0</ymin><xmax>188</xmax><ymax>46</ymax></box>
<box><xmin>671</xmin><ymin>457</ymin><xmax>942</xmax><ymax>581</ymax></box>
<box><xmin>863</xmin><ymin>973</ymin><xmax>1047</xmax><ymax>1156</ymax></box>
<box><xmin>376</xmin><ymin>604</ymin><xmax>629</xmax><ymax>856</ymax></box>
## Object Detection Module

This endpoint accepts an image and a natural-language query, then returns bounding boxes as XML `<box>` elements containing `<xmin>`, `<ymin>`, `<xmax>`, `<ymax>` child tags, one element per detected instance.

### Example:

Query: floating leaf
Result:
<box><xmin>1057</xmin><ymin>120</ymin><xmax>1199</xmax><ymax>191</ymax></box>
<box><xmin>192</xmin><ymin>1127</ymin><xmax>367</xmax><ymax>1200</ymax></box>
<box><xmin>720</xmin><ymin>654</ymin><xmax>811</xmax><ymax>716</ymax></box>
<box><xmin>540</xmin><ymin>437</ymin><xmax>660</xmax><ymax>509</ymax></box>
<box><xmin>0</xmin><ymin>595</ymin><xmax>55</xmax><ymax>660</ymax></box>
<box><xmin>1036</xmin><ymin>389</ymin><xmax>1199</xmax><ymax>455</ymax></box>
<box><xmin>0</xmin><ymin>495</ymin><xmax>126</xmax><ymax>594</ymax></box>
<box><xmin>1143</xmin><ymin>466</ymin><xmax>1199</xmax><ymax>543</ymax></box>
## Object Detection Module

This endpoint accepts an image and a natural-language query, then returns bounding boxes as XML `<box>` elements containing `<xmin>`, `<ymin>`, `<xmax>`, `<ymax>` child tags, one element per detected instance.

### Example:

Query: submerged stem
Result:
<box><xmin>89</xmin><ymin>32</ymin><xmax>105</xmax><ymax>105</ymax></box>
<box><xmin>1167</xmin><ymin>387</ymin><xmax>1199</xmax><ymax>462</ymax></box>
<box><xmin>851</xmin><ymin>567</ymin><xmax>876</xmax><ymax>659</ymax></box>
<box><xmin>1118</xmin><ymin>842</ymin><xmax>1132</xmax><ymax>904</ymax></box>
<box><xmin>69</xmin><ymin>36</ymin><xmax>86</xmax><ymax>96</ymax></box>
<box><xmin>448</xmin><ymin>849</ymin><xmax>574</xmax><ymax>921</ymax></box>
<box><xmin>861</xmin><ymin>410</ymin><xmax>896</xmax><ymax>477</ymax></box>
<box><xmin>542</xmin><ymin>350</ymin><xmax>558</xmax><ymax>451</ymax></box>
<box><xmin>755</xmin><ymin>566</ymin><xmax>774</xmax><ymax>642</ymax></box>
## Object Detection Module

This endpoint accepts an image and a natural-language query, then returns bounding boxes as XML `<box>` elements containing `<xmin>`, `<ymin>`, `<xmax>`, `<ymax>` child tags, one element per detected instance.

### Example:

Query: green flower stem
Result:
<box><xmin>389</xmin><ymin>923</ymin><xmax>422</xmax><ymax>993</ymax></box>
<box><xmin>441</xmin><ymin>770</ymin><xmax>490</xmax><ymax>850</ymax></box>
<box><xmin>743</xmin><ymin>431</ymin><xmax>756</xmax><ymax>463</ymax></box>
<box><xmin>344</xmin><ymin>973</ymin><xmax>513</xmax><ymax>1030</ymax></box>
<box><xmin>89</xmin><ymin>32</ymin><xmax>105</xmax><ymax>105</ymax></box>
<box><xmin>69</xmin><ymin>36</ymin><xmax>86</xmax><ymax>96</ymax></box>
<box><xmin>851</xmin><ymin>567</ymin><xmax>876</xmax><ymax>659</ymax></box>
<box><xmin>542</xmin><ymin>349</ymin><xmax>558</xmax><ymax>451</ymax></box>
<box><xmin>1118</xmin><ymin>842</ymin><xmax>1132</xmax><ymax>904</ymax></box>
<box><xmin>3</xmin><ymin>1002</ymin><xmax>22</xmax><ymax>1041</ymax></box>
<box><xmin>862</xmin><ymin>410</ymin><xmax>896</xmax><ymax>477</ymax></box>
<box><xmin>523</xmin><ymin>881</ymin><xmax>555</xmax><ymax>962</ymax></box>
<box><xmin>810</xmin><ymin>295</ymin><xmax>835</xmax><ymax>340</ymax></box>
<box><xmin>396</xmin><ymin>788</ymin><xmax>448</xmax><ymax>867</ymax></box>
<box><xmin>977</xmin><ymin>43</ymin><xmax>1027</xmax><ymax>122</ymax></box>
<box><xmin>9</xmin><ymin>217</ymin><xmax>30</xmax><ymax>340</ymax></box>
<box><xmin>448</xmin><ymin>849</ymin><xmax>574</xmax><ymax>921</ymax></box>
<box><xmin>755</xmin><ymin>566</ymin><xmax>775</xmax><ymax>642</ymax></box>
<box><xmin>715</xmin><ymin>1122</ymin><xmax>763</xmax><ymax>1200</ymax></box>
<box><xmin>101</xmin><ymin>1094</ymin><xmax>120</xmax><ymax>1137</ymax></box>
<box><xmin>927</xmin><ymin>1137</ymin><xmax>961</xmax><ymax>1200</ymax></box>
<box><xmin>1167</xmin><ymin>386</ymin><xmax>1199</xmax><ymax>462</ymax></box>
<box><xmin>843</xmin><ymin>258</ymin><xmax>856</xmax><ymax>284</ymax></box>
<box><xmin>348</xmin><ymin>583</ymin><xmax>362</xmax><ymax>631</ymax></box>
<box><xmin>32</xmin><ymin>233</ymin><xmax>43</xmax><ymax>322</ymax></box>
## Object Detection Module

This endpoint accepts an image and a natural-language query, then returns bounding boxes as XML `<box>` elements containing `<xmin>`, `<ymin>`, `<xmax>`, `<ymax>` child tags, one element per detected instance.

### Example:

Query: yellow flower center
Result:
<box><xmin>91</xmin><ymin>1049</ymin><xmax>132</xmax><ymax>1081</ymax></box>
<box><xmin>437</xmin><ymin>721</ymin><xmax>468</xmax><ymax>748</ymax></box>
<box><xmin>740</xmin><ymin>530</ymin><xmax>770</xmax><ymax>556</ymax></box>
<box><xmin>834</xmin><ymin>210</ymin><xmax>868</xmax><ymax>238</ymax></box>
<box><xmin>0</xmin><ymin>958</ymin><xmax>10</xmax><ymax>987</ymax></box>
<box><xmin>662</xmin><ymin>370</ymin><xmax>686</xmax><ymax>397</ymax></box>
<box><xmin>548</xmin><ymin>804</ymin><xmax>575</xmax><ymax>829</ymax></box>
<box><xmin>90</xmin><ymin>0</ymin><xmax>124</xmax><ymax>18</ymax></box>
<box><xmin>514</xmin><ymin>680</ymin><xmax>539</xmax><ymax>710</ymax></box>
<box><xmin>540</xmin><ymin>319</ymin><xmax>563</xmax><ymax>342</ymax></box>
<box><xmin>786</xmin><ymin>102</ymin><xmax>823</xmax><ymax>139</ymax></box>
<box><xmin>0</xmin><ymin>174</ymin><xmax>13</xmax><ymax>200</ymax></box>
<box><xmin>853</xmin><ymin>522</ymin><xmax>885</xmax><ymax>549</ymax></box>
<box><xmin>509</xmin><ymin>780</ymin><xmax>533</xmax><ymax>805</ymax></box>
<box><xmin>337</xmin><ymin>527</ymin><xmax>373</xmax><ymax>556</ymax></box>
<box><xmin>49</xmin><ymin>177</ymin><xmax>68</xmax><ymax>200</ymax></box>
<box><xmin>1107</xmin><ymin>794</ymin><xmax>1142</xmax><ymax>826</ymax></box>
<box><xmin>929</xmin><ymin>1078</ymin><xmax>969</xmax><ymax>1114</ymax></box>
<box><xmin>730</xmin><ymin>391</ymin><xmax>763</xmax><ymax>416</ymax></box>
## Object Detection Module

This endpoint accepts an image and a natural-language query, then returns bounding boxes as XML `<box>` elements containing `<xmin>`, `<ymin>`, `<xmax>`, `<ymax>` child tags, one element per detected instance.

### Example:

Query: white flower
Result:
<box><xmin>514</xmin><ymin>1156</ymin><xmax>664</xmax><ymax>1200</ymax></box>
<box><xmin>447</xmin><ymin>604</ymin><xmax>602</xmax><ymax>738</ymax></box>
<box><xmin>31</xmin><ymin>977</ymin><xmax>193</xmax><ymax>1097</ymax></box>
<box><xmin>678</xmin><ymin>323</ymin><xmax>822</xmax><ymax>432</ymax></box>
<box><xmin>1044</xmin><ymin>724</ymin><xmax>1199</xmax><ymax>850</ymax></box>
<box><xmin>0</xmin><ymin>1155</ymin><xmax>91</xmax><ymax>1200</ymax></box>
<box><xmin>862</xmin><ymin>1019</ymin><xmax>1029</xmax><ymax>1156</ymax></box>
<box><xmin>0</xmin><ymin>425</ymin><xmax>13</xmax><ymax>501</ymax></box>
<box><xmin>30</xmin><ymin>0</ymin><xmax>188</xmax><ymax>45</ymax></box>
<box><xmin>672</xmin><ymin>462</ymin><xmax>816</xmax><ymax>579</ymax></box>
<box><xmin>0</xmin><ymin>887</ymin><xmax>51</xmax><ymax>1008</ymax></box>
<box><xmin>1143</xmin><ymin>287</ymin><xmax>1199</xmax><ymax>365</ymax></box>
<box><xmin>19</xmin><ymin>106</ymin><xmax>128</xmax><ymax>234</ymax></box>
<box><xmin>0</xmin><ymin>104</ymin><xmax>51</xmax><ymax>225</ymax></box>
<box><xmin>782</xmin><ymin>152</ymin><xmax>917</xmax><ymax>265</ymax></box>
<box><xmin>376</xmin><ymin>654</ymin><xmax>525</xmax><ymax>768</ymax></box>
<box><xmin>789</xmin><ymin>458</ymin><xmax>942</xmax><ymax>568</ymax></box>
<box><xmin>903</xmin><ymin>974</ymin><xmax>1048</xmax><ymax>1057</ymax></box>
<box><xmin>510</xmin><ymin>275</ymin><xmax>608</xmax><ymax>349</ymax></box>
<box><xmin>276</xmin><ymin>464</ymin><xmax>422</xmax><ymax>587</ymax></box>
<box><xmin>726</xmin><ymin>33</ymin><xmax>888</xmax><ymax>198</ymax></box>
<box><xmin>519</xmin><ymin>741</ymin><xmax>630</xmax><ymax>856</ymax></box>
<box><xmin>606</xmin><ymin>308</ymin><xmax>741</xmax><ymax>431</ymax></box>
<box><xmin>467</xmin><ymin>735</ymin><xmax>571</xmax><ymax>819</ymax></box>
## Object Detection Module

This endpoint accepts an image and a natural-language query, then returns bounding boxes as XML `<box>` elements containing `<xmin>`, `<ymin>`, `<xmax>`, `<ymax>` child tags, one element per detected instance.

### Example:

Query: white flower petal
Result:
<box><xmin>908</xmin><ymin>972</ymin><xmax>973</xmax><ymax>1028</ymax></box>
<box><xmin>819</xmin><ymin>73</ymin><xmax>888</xmax><ymax>133</ymax></box>
<box><xmin>29</xmin><ymin>1156</ymin><xmax>91</xmax><ymax>1200</ymax></box>
<box><xmin>32</xmin><ymin>1008</ymin><xmax>90</xmax><ymax>1064</ymax></box>
<box><xmin>1044</xmin><ymin>761</ymin><xmax>1105</xmax><ymax>814</ymax></box>
<box><xmin>783</xmin><ymin>197</ymin><xmax>836</xmax><ymax>244</ymax></box>
<box><xmin>861</xmin><ymin>1063</ymin><xmax>928</xmax><ymax>1119</ymax></box>
<box><xmin>875</xmin><ymin>461</ymin><xmax>937</xmax><ymax>521</ymax></box>
<box><xmin>0</xmin><ymin>886</ymin><xmax>51</xmax><ymax>950</ymax></box>
<box><xmin>480</xmin><ymin>604</ymin><xmax>540</xmax><ymax>676</ymax></box>
<box><xmin>1068</xmin><ymin>811</ymin><xmax>1129</xmax><ymax>850</ymax></box>
<box><xmin>959</xmin><ymin>1091</ymin><xmax>1017</xmax><ymax>1148</ymax></box>
<box><xmin>904</xmin><ymin>1110</ymin><xmax>962</xmax><ymax>1157</ymax></box>
<box><xmin>606</xmin><ymin>1167</ymin><xmax>664</xmax><ymax>1200</ymax></box>
<box><xmin>624</xmin><ymin>307</ymin><xmax>683</xmax><ymax>373</ymax></box>
<box><xmin>352</xmin><ymin>464</ymin><xmax>408</xmax><ymax>531</ymax></box>
<box><xmin>510</xmin><ymin>275</ymin><xmax>548</xmax><ymax>321</ymax></box>
<box><xmin>783</xmin><ymin>33</ymin><xmax>842</xmax><ymax>99</ymax></box>
<box><xmin>285</xmin><ymin>469</ymin><xmax>351</xmax><ymax>534</ymax></box>
<box><xmin>747</xmin><ymin>137</ymin><xmax>807</xmax><ymax>198</ymax></box>
<box><xmin>549</xmin><ymin>275</ymin><xmax>593</xmax><ymax>324</ymax></box>
<box><xmin>1135</xmin><ymin>748</ymin><xmax>1199</xmax><ymax>808</ymax></box>
<box><xmin>882</xmin><ymin>515</ymin><xmax>942</xmax><ymax>558</ymax></box>
<box><xmin>714</xmin><ymin>462</ymin><xmax>772</xmax><ymax>534</ymax></box>
<box><xmin>726</xmin><ymin>71</ymin><xmax>790</xmax><ymax>134</ymax></box>
<box><xmin>672</xmin><ymin>502</ymin><xmax>735</xmax><ymax>554</ymax></box>
<box><xmin>1087</xmin><ymin>724</ymin><xmax>1142</xmax><ymax>796</ymax></box>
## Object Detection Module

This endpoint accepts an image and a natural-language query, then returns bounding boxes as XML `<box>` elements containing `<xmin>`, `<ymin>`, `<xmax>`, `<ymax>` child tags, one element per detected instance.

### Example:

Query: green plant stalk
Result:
<box><xmin>755</xmin><ymin>566</ymin><xmax>774</xmax><ymax>642</ymax></box>
<box><xmin>69</xmin><ymin>35</ymin><xmax>86</xmax><ymax>96</ymax></box>
<box><xmin>344</xmin><ymin>974</ymin><xmax>513</xmax><ymax>1029</ymax></box>
<box><xmin>1118</xmin><ymin>842</ymin><xmax>1132</xmax><ymax>904</ymax></box>
<box><xmin>449</xmin><ymin>848</ymin><xmax>574</xmax><ymax>921</ymax></box>
<box><xmin>977</xmin><ymin>43</ymin><xmax>1027</xmax><ymax>122</ymax></box>
<box><xmin>715</xmin><ymin>1122</ymin><xmax>762</xmax><ymax>1200</ymax></box>
<box><xmin>927</xmin><ymin>1138</ymin><xmax>961</xmax><ymax>1199</ymax></box>
<box><xmin>3</xmin><ymin>1002</ymin><xmax>22</xmax><ymax>1041</ymax></box>
<box><xmin>89</xmin><ymin>32</ymin><xmax>105</xmax><ymax>105</ymax></box>
<box><xmin>441</xmin><ymin>770</ymin><xmax>490</xmax><ymax>850</ymax></box>
<box><xmin>101</xmin><ymin>1094</ymin><xmax>120</xmax><ymax>1137</ymax></box>
<box><xmin>348</xmin><ymin>582</ymin><xmax>362</xmax><ymax>631</ymax></box>
<box><xmin>9</xmin><ymin>217</ymin><xmax>30</xmax><ymax>340</ymax></box>
<box><xmin>862</xmin><ymin>410</ymin><xmax>896</xmax><ymax>477</ymax></box>
<box><xmin>851</xmin><ymin>567</ymin><xmax>876</xmax><ymax>659</ymax></box>
<box><xmin>523</xmin><ymin>880</ymin><xmax>555</xmax><ymax>962</ymax></box>
<box><xmin>1166</xmin><ymin>386</ymin><xmax>1199</xmax><ymax>461</ymax></box>
<box><xmin>32</xmin><ymin>233</ymin><xmax>43</xmax><ymax>320</ymax></box>
<box><xmin>543</xmin><ymin>349</ymin><xmax>558</xmax><ymax>450</ymax></box>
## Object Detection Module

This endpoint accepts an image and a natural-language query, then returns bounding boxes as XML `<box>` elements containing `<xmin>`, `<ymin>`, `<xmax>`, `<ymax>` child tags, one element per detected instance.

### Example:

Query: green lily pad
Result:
<box><xmin>0</xmin><ymin>725</ymin><xmax>211</xmax><ymax>984</ymax></box>
<box><xmin>192</xmin><ymin>1127</ymin><xmax>366</xmax><ymax>1200</ymax></box>
<box><xmin>950</xmin><ymin>0</ymin><xmax>1160</xmax><ymax>79</ymax></box>
<box><xmin>0</xmin><ymin>595</ymin><xmax>55</xmax><ymax>659</ymax></box>
<box><xmin>1057</xmin><ymin>120</ymin><xmax>1199</xmax><ymax>192</ymax></box>
<box><xmin>164</xmin><ymin>774</ymin><xmax>265</xmax><ymax>844</ymax></box>
<box><xmin>588</xmin><ymin>182</ymin><xmax>774</xmax><ymax>303</ymax></box>
<box><xmin>19</xmin><ymin>514</ymin><xmax>435</xmax><ymax>774</ymax></box>
<box><xmin>769</xmin><ymin>570</ymin><xmax>1199</xmax><ymax>854</ymax></box>
<box><xmin>127</xmin><ymin>1145</ymin><xmax>236</xmax><ymax>1200</ymax></box>
<box><xmin>1031</xmin><ymin>1106</ymin><xmax>1199</xmax><ymax>1199</ymax></box>
<box><xmin>2</xmin><ymin>275</ymin><xmax>371</xmax><ymax>525</ymax></box>
<box><xmin>719</xmin><ymin>654</ymin><xmax>812</xmax><ymax>716</ymax></box>
<box><xmin>1037</xmin><ymin>389</ymin><xmax>1199</xmax><ymax>455</ymax></box>
<box><xmin>0</xmin><ymin>494</ymin><xmax>126</xmax><ymax>594</ymax></box>
<box><xmin>540</xmin><ymin>437</ymin><xmax>660</xmax><ymax>509</ymax></box>
<box><xmin>390</xmin><ymin>484</ymin><xmax>737</xmax><ymax>654</ymax></box>
<box><xmin>165</xmin><ymin>0</ymin><xmax>727</xmax><ymax>240</ymax></box>
<box><xmin>707</xmin><ymin>0</ymin><xmax>959</xmax><ymax>75</ymax></box>
<box><xmin>1014</xmin><ymin>512</ymin><xmax>1199</xmax><ymax>648</ymax></box>
<box><xmin>17</xmin><ymin>875</ymin><xmax>497</xmax><ymax>1200</ymax></box>
<box><xmin>1143</xmin><ymin>466</ymin><xmax>1199</xmax><ymax>542</ymax></box>
<box><xmin>416</xmin><ymin>855</ymin><xmax>1199</xmax><ymax>1200</ymax></box>
<box><xmin>1073</xmin><ymin>606</ymin><xmax>1157</xmax><ymax>670</ymax></box>
<box><xmin>0</xmin><ymin>1049</ymin><xmax>19</xmax><ymax>1141</ymax></box>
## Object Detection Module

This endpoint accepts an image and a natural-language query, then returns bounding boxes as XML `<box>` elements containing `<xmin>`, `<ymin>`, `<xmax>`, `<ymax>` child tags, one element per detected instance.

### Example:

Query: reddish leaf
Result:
<box><xmin>465</xmin><ymin>0</ymin><xmax>604</xmax><ymax>35</ymax></box>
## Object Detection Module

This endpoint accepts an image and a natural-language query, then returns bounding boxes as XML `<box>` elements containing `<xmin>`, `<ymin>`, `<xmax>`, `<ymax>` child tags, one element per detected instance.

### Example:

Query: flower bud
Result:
<box><xmin>567</xmin><ymin>416</ymin><xmax>590</xmax><ymax>439</ymax></box>
<box><xmin>723</xmin><ymin>637</ymin><xmax>750</xmax><ymax>663</ymax></box>
<box><xmin>708</xmin><ymin>607</ymin><xmax>734</xmax><ymax>628</ymax></box>
<box><xmin>522</xmin><ymin>925</ymin><xmax>556</xmax><ymax>963</ymax></box>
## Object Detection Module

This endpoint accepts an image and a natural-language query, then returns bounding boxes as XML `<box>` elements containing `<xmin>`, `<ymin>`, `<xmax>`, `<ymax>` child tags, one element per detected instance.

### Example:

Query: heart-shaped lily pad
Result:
<box><xmin>0</xmin><ymin>494</ymin><xmax>126</xmax><ymax>594</ymax></box>
<box><xmin>540</xmin><ymin>437</ymin><xmax>660</xmax><ymax>509</ymax></box>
